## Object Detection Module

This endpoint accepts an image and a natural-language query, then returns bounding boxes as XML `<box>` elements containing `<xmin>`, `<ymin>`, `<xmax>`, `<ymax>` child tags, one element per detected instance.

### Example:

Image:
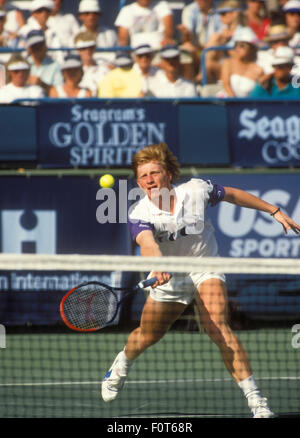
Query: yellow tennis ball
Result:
<box><xmin>99</xmin><ymin>174</ymin><xmax>115</xmax><ymax>188</ymax></box>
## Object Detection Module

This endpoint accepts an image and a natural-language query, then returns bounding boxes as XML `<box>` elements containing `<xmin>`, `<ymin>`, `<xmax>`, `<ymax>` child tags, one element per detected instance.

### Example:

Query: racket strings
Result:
<box><xmin>63</xmin><ymin>284</ymin><xmax>117</xmax><ymax>330</ymax></box>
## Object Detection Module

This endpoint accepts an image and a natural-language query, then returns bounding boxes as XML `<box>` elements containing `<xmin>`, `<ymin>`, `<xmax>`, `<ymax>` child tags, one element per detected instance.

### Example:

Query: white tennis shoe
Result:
<box><xmin>249</xmin><ymin>397</ymin><xmax>275</xmax><ymax>418</ymax></box>
<box><xmin>101</xmin><ymin>351</ymin><xmax>129</xmax><ymax>402</ymax></box>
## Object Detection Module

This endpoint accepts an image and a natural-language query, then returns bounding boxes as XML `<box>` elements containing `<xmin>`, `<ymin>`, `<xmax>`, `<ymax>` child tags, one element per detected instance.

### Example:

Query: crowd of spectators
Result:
<box><xmin>0</xmin><ymin>0</ymin><xmax>300</xmax><ymax>102</ymax></box>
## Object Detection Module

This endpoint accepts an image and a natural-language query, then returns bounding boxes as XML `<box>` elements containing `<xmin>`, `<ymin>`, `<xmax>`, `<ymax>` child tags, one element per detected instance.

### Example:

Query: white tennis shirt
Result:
<box><xmin>115</xmin><ymin>0</ymin><xmax>172</xmax><ymax>49</ymax></box>
<box><xmin>0</xmin><ymin>83</ymin><xmax>45</xmax><ymax>103</ymax></box>
<box><xmin>129</xmin><ymin>178</ymin><xmax>225</xmax><ymax>257</ymax></box>
<box><xmin>143</xmin><ymin>69</ymin><xmax>198</xmax><ymax>98</ymax></box>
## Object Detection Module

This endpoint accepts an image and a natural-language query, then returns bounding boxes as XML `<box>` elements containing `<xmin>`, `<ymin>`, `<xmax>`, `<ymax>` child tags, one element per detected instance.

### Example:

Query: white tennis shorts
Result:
<box><xmin>147</xmin><ymin>271</ymin><xmax>226</xmax><ymax>305</ymax></box>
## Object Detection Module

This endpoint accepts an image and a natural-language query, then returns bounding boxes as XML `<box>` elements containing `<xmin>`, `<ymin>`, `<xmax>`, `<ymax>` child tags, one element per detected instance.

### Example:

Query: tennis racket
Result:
<box><xmin>60</xmin><ymin>276</ymin><xmax>159</xmax><ymax>332</ymax></box>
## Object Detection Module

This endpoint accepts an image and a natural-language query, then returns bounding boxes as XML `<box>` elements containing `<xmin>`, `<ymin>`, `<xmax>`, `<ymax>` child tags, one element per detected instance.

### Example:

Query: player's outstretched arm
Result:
<box><xmin>136</xmin><ymin>230</ymin><xmax>172</xmax><ymax>286</ymax></box>
<box><xmin>223</xmin><ymin>186</ymin><xmax>300</xmax><ymax>235</ymax></box>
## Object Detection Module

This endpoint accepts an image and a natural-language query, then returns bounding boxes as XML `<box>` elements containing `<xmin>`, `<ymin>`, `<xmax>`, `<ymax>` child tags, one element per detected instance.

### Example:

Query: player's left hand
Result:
<box><xmin>273</xmin><ymin>210</ymin><xmax>300</xmax><ymax>235</ymax></box>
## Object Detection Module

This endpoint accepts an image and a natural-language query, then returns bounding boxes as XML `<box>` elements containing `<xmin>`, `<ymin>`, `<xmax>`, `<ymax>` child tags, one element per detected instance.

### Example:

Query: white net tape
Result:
<box><xmin>0</xmin><ymin>253</ymin><xmax>299</xmax><ymax>274</ymax></box>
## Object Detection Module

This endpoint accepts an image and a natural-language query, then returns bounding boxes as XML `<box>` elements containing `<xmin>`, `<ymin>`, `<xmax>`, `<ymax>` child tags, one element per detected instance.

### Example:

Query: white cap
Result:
<box><xmin>283</xmin><ymin>0</ymin><xmax>300</xmax><ymax>12</ymax></box>
<box><xmin>75</xmin><ymin>39</ymin><xmax>96</xmax><ymax>49</ymax></box>
<box><xmin>75</xmin><ymin>31</ymin><xmax>97</xmax><ymax>49</ymax></box>
<box><xmin>233</xmin><ymin>26</ymin><xmax>258</xmax><ymax>45</ymax></box>
<box><xmin>31</xmin><ymin>0</ymin><xmax>54</xmax><ymax>12</ymax></box>
<box><xmin>78</xmin><ymin>0</ymin><xmax>101</xmax><ymax>13</ymax></box>
<box><xmin>160</xmin><ymin>45</ymin><xmax>180</xmax><ymax>59</ymax></box>
<box><xmin>26</xmin><ymin>30</ymin><xmax>45</xmax><ymax>48</ymax></box>
<box><xmin>114</xmin><ymin>52</ymin><xmax>133</xmax><ymax>67</ymax></box>
<box><xmin>272</xmin><ymin>46</ymin><xmax>294</xmax><ymax>66</ymax></box>
<box><xmin>8</xmin><ymin>61</ymin><xmax>30</xmax><ymax>71</ymax></box>
<box><xmin>61</xmin><ymin>55</ymin><xmax>82</xmax><ymax>70</ymax></box>
<box><xmin>134</xmin><ymin>44</ymin><xmax>153</xmax><ymax>56</ymax></box>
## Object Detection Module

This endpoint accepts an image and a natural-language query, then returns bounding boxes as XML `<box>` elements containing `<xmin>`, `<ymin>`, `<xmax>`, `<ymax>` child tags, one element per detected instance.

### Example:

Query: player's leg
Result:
<box><xmin>196</xmin><ymin>278</ymin><xmax>251</xmax><ymax>381</ymax></box>
<box><xmin>101</xmin><ymin>296</ymin><xmax>186</xmax><ymax>402</ymax></box>
<box><xmin>125</xmin><ymin>295</ymin><xmax>187</xmax><ymax>360</ymax></box>
<box><xmin>195</xmin><ymin>278</ymin><xmax>274</xmax><ymax>417</ymax></box>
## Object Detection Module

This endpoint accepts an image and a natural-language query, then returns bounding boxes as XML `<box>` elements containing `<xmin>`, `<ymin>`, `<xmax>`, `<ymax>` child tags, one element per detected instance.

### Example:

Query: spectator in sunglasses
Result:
<box><xmin>218</xmin><ymin>26</ymin><xmax>264</xmax><ymax>97</ymax></box>
<box><xmin>133</xmin><ymin>43</ymin><xmax>160</xmax><ymax>96</ymax></box>
<box><xmin>18</xmin><ymin>0</ymin><xmax>62</xmax><ymax>62</ymax></box>
<box><xmin>49</xmin><ymin>54</ymin><xmax>92</xmax><ymax>98</ymax></box>
<box><xmin>0</xmin><ymin>54</ymin><xmax>45</xmax><ymax>102</ymax></box>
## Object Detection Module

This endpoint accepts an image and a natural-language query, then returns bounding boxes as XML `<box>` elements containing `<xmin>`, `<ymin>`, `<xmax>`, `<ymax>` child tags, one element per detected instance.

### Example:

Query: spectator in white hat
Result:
<box><xmin>76</xmin><ymin>0</ymin><xmax>117</xmax><ymax>67</ymax></box>
<box><xmin>256</xmin><ymin>24</ymin><xmax>292</xmax><ymax>76</ymax></box>
<box><xmin>218</xmin><ymin>27</ymin><xmax>264</xmax><ymax>97</ymax></box>
<box><xmin>282</xmin><ymin>0</ymin><xmax>300</xmax><ymax>52</ymax></box>
<box><xmin>0</xmin><ymin>0</ymin><xmax>25</xmax><ymax>40</ymax></box>
<box><xmin>132</xmin><ymin>43</ymin><xmax>160</xmax><ymax>94</ymax></box>
<box><xmin>75</xmin><ymin>31</ymin><xmax>110</xmax><ymax>96</ymax></box>
<box><xmin>133</xmin><ymin>44</ymin><xmax>159</xmax><ymax>76</ymax></box>
<box><xmin>0</xmin><ymin>53</ymin><xmax>45</xmax><ymax>102</ymax></box>
<box><xmin>49</xmin><ymin>54</ymin><xmax>92</xmax><ymax>98</ymax></box>
<box><xmin>141</xmin><ymin>44</ymin><xmax>198</xmax><ymax>97</ymax></box>
<box><xmin>115</xmin><ymin>0</ymin><xmax>175</xmax><ymax>51</ymax></box>
<box><xmin>47</xmin><ymin>0</ymin><xmax>80</xmax><ymax>49</ymax></box>
<box><xmin>25</xmin><ymin>29</ymin><xmax>63</xmax><ymax>95</ymax></box>
<box><xmin>17</xmin><ymin>0</ymin><xmax>63</xmax><ymax>63</ymax></box>
<box><xmin>250</xmin><ymin>45</ymin><xmax>300</xmax><ymax>96</ymax></box>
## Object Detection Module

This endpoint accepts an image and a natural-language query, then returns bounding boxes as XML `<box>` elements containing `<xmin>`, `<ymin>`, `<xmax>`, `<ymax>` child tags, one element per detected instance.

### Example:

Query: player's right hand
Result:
<box><xmin>152</xmin><ymin>272</ymin><xmax>172</xmax><ymax>288</ymax></box>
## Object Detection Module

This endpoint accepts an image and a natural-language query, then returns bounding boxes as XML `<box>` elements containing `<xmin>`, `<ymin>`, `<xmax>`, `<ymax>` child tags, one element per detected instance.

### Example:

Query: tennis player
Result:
<box><xmin>102</xmin><ymin>142</ymin><xmax>300</xmax><ymax>417</ymax></box>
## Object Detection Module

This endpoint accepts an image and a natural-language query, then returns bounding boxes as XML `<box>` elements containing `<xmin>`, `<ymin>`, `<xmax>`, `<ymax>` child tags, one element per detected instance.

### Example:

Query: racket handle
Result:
<box><xmin>138</xmin><ymin>274</ymin><xmax>172</xmax><ymax>289</ymax></box>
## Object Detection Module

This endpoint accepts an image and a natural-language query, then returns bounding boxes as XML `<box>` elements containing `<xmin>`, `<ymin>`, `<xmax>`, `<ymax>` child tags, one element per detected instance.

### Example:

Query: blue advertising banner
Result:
<box><xmin>227</xmin><ymin>101</ymin><xmax>300</xmax><ymax>168</ymax></box>
<box><xmin>37</xmin><ymin>100</ymin><xmax>179</xmax><ymax>167</ymax></box>
<box><xmin>204</xmin><ymin>173</ymin><xmax>300</xmax><ymax>258</ymax></box>
<box><xmin>0</xmin><ymin>176</ymin><xmax>134</xmax><ymax>325</ymax></box>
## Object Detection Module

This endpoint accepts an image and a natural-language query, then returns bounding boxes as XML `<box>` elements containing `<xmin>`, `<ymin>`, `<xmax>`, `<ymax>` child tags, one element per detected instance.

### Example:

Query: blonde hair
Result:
<box><xmin>132</xmin><ymin>142</ymin><xmax>180</xmax><ymax>181</ymax></box>
<box><xmin>74</xmin><ymin>31</ymin><xmax>96</xmax><ymax>45</ymax></box>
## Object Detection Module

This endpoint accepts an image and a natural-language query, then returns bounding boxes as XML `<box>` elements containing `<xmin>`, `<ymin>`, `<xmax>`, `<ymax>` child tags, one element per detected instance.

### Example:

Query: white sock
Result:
<box><xmin>116</xmin><ymin>349</ymin><xmax>133</xmax><ymax>375</ymax></box>
<box><xmin>238</xmin><ymin>375</ymin><xmax>260</xmax><ymax>400</ymax></box>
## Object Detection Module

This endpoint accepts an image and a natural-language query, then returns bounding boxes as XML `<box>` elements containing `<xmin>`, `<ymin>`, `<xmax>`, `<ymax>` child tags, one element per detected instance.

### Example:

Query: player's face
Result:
<box><xmin>137</xmin><ymin>161</ymin><xmax>173</xmax><ymax>200</ymax></box>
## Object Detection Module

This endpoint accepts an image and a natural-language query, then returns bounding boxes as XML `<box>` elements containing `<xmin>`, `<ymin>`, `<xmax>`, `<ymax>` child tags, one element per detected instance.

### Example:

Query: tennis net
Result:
<box><xmin>0</xmin><ymin>254</ymin><xmax>300</xmax><ymax>419</ymax></box>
